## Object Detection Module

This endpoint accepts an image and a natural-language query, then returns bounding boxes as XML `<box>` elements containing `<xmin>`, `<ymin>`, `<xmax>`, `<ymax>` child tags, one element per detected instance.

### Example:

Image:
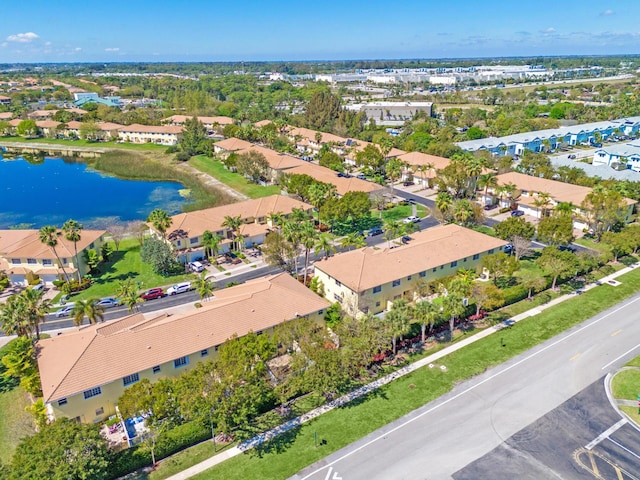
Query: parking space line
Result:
<box><xmin>607</xmin><ymin>437</ymin><xmax>640</xmax><ymax>461</ymax></box>
<box><xmin>586</xmin><ymin>419</ymin><xmax>627</xmax><ymax>450</ymax></box>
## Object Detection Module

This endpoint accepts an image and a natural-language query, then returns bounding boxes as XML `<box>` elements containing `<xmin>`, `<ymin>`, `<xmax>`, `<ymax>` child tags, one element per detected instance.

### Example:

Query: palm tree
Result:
<box><xmin>555</xmin><ymin>201</ymin><xmax>574</xmax><ymax>217</ymax></box>
<box><xmin>387</xmin><ymin>299</ymin><xmax>413</xmax><ymax>355</ymax></box>
<box><xmin>477</xmin><ymin>173</ymin><xmax>498</xmax><ymax>198</ymax></box>
<box><xmin>339</xmin><ymin>232</ymin><xmax>366</xmax><ymax>251</ymax></box>
<box><xmin>383</xmin><ymin>220</ymin><xmax>402</xmax><ymax>248</ymax></box>
<box><xmin>21</xmin><ymin>288</ymin><xmax>52</xmax><ymax>340</ymax></box>
<box><xmin>442</xmin><ymin>293</ymin><xmax>466</xmax><ymax>342</ymax></box>
<box><xmin>147</xmin><ymin>209</ymin><xmax>172</xmax><ymax>239</ymax></box>
<box><xmin>116</xmin><ymin>279</ymin><xmax>142</xmax><ymax>313</ymax></box>
<box><xmin>62</xmin><ymin>219</ymin><xmax>83</xmax><ymax>281</ymax></box>
<box><xmin>202</xmin><ymin>230</ymin><xmax>222</xmax><ymax>263</ymax></box>
<box><xmin>221</xmin><ymin>215</ymin><xmax>243</xmax><ymax>251</ymax></box>
<box><xmin>463</xmin><ymin>156</ymin><xmax>485</xmax><ymax>198</ymax></box>
<box><xmin>268</xmin><ymin>211</ymin><xmax>285</xmax><ymax>231</ymax></box>
<box><xmin>0</xmin><ymin>294</ymin><xmax>30</xmax><ymax>338</ymax></box>
<box><xmin>532</xmin><ymin>192</ymin><xmax>552</xmax><ymax>218</ymax></box>
<box><xmin>72</xmin><ymin>299</ymin><xmax>105</xmax><ymax>327</ymax></box>
<box><xmin>452</xmin><ymin>199</ymin><xmax>473</xmax><ymax>225</ymax></box>
<box><xmin>314</xmin><ymin>235</ymin><xmax>336</xmax><ymax>259</ymax></box>
<box><xmin>435</xmin><ymin>192</ymin><xmax>453</xmax><ymax>221</ymax></box>
<box><xmin>299</xmin><ymin>222</ymin><xmax>317</xmax><ymax>285</ymax></box>
<box><xmin>414</xmin><ymin>299</ymin><xmax>440</xmax><ymax>343</ymax></box>
<box><xmin>194</xmin><ymin>271</ymin><xmax>214</xmax><ymax>301</ymax></box>
<box><xmin>416</xmin><ymin>162</ymin><xmax>434</xmax><ymax>188</ymax></box>
<box><xmin>39</xmin><ymin>225</ymin><xmax>70</xmax><ymax>283</ymax></box>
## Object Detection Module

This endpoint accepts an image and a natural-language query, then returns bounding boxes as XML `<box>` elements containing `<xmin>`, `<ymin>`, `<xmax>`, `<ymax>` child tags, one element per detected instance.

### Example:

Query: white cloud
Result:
<box><xmin>45</xmin><ymin>41</ymin><xmax>51</xmax><ymax>46</ymax></box>
<box><xmin>75</xmin><ymin>47</ymin><xmax>82</xmax><ymax>51</ymax></box>
<box><xmin>6</xmin><ymin>32</ymin><xmax>39</xmax><ymax>43</ymax></box>
<box><xmin>104</xmin><ymin>47</ymin><xmax>120</xmax><ymax>52</ymax></box>
<box><xmin>0</xmin><ymin>42</ymin><xmax>7</xmax><ymax>48</ymax></box>
<box><xmin>544</xmin><ymin>27</ymin><xmax>556</xmax><ymax>33</ymax></box>
<box><xmin>600</xmin><ymin>9</ymin><xmax>614</xmax><ymax>16</ymax></box>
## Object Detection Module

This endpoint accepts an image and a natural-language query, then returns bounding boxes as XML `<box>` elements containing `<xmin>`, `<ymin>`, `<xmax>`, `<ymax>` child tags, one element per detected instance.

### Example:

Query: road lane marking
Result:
<box><xmin>602</xmin><ymin>342</ymin><xmax>640</xmax><ymax>370</ymax></box>
<box><xmin>298</xmin><ymin>294</ymin><xmax>640</xmax><ymax>480</ymax></box>
<box><xmin>586</xmin><ymin>419</ymin><xmax>627</xmax><ymax>450</ymax></box>
<box><xmin>611</xmin><ymin>329</ymin><xmax>622</xmax><ymax>337</ymax></box>
<box><xmin>570</xmin><ymin>353</ymin><xmax>581</xmax><ymax>361</ymax></box>
<box><xmin>607</xmin><ymin>437</ymin><xmax>640</xmax><ymax>461</ymax></box>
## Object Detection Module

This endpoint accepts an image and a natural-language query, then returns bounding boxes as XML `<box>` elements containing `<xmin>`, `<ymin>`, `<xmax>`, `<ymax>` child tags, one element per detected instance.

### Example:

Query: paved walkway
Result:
<box><xmin>175</xmin><ymin>161</ymin><xmax>249</xmax><ymax>202</ymax></box>
<box><xmin>163</xmin><ymin>263</ymin><xmax>639</xmax><ymax>480</ymax></box>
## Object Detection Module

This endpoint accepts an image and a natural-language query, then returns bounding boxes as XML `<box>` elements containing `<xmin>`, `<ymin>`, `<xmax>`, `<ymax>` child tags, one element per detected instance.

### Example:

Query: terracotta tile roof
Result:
<box><xmin>37</xmin><ymin>273</ymin><xmax>330</xmax><ymax>402</ymax></box>
<box><xmin>118</xmin><ymin>124</ymin><xmax>183</xmax><ymax>134</ymax></box>
<box><xmin>496</xmin><ymin>172</ymin><xmax>636</xmax><ymax>207</ymax></box>
<box><xmin>160</xmin><ymin>195</ymin><xmax>313</xmax><ymax>239</ymax></box>
<box><xmin>35</xmin><ymin>119</ymin><xmax>60</xmax><ymax>129</ymax></box>
<box><xmin>0</xmin><ymin>112</ymin><xmax>12</xmax><ymax>119</ymax></box>
<box><xmin>314</xmin><ymin>224</ymin><xmax>508</xmax><ymax>292</ymax></box>
<box><xmin>396</xmin><ymin>151</ymin><xmax>451</xmax><ymax>176</ymax></box>
<box><xmin>28</xmin><ymin>109</ymin><xmax>56</xmax><ymax>118</ymax></box>
<box><xmin>285</xmin><ymin>163</ymin><xmax>384</xmax><ymax>196</ymax></box>
<box><xmin>287</xmin><ymin>126</ymin><xmax>345</xmax><ymax>145</ymax></box>
<box><xmin>163</xmin><ymin>115</ymin><xmax>234</xmax><ymax>126</ymax></box>
<box><xmin>97</xmin><ymin>122</ymin><xmax>123</xmax><ymax>131</ymax></box>
<box><xmin>65</xmin><ymin>121</ymin><xmax>83</xmax><ymax>129</ymax></box>
<box><xmin>0</xmin><ymin>229</ymin><xmax>106</xmax><ymax>260</ymax></box>
<box><xmin>235</xmin><ymin>144</ymin><xmax>304</xmax><ymax>170</ymax></box>
<box><xmin>214</xmin><ymin>137</ymin><xmax>254</xmax><ymax>152</ymax></box>
<box><xmin>253</xmin><ymin>120</ymin><xmax>273</xmax><ymax>128</ymax></box>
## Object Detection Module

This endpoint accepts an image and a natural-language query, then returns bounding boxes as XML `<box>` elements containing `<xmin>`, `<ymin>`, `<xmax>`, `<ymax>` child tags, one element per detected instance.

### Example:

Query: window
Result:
<box><xmin>373</xmin><ymin>285</ymin><xmax>382</xmax><ymax>294</ymax></box>
<box><xmin>89</xmin><ymin>242</ymin><xmax>95</xmax><ymax>249</ymax></box>
<box><xmin>393</xmin><ymin>294</ymin><xmax>401</xmax><ymax>300</ymax></box>
<box><xmin>440</xmin><ymin>265</ymin><xmax>444</xmax><ymax>270</ymax></box>
<box><xmin>333</xmin><ymin>293</ymin><xmax>343</xmax><ymax>302</ymax></box>
<box><xmin>419</xmin><ymin>271</ymin><xmax>426</xmax><ymax>278</ymax></box>
<box><xmin>488</xmin><ymin>249</ymin><xmax>495</xmax><ymax>254</ymax></box>
<box><xmin>63</xmin><ymin>258</ymin><xmax>68</xmax><ymax>264</ymax></box>
<box><xmin>95</xmin><ymin>407</ymin><xmax>104</xmax><ymax>416</ymax></box>
<box><xmin>11</xmin><ymin>259</ymin><xmax>20</xmax><ymax>265</ymax></box>
<box><xmin>392</xmin><ymin>279</ymin><xmax>401</xmax><ymax>287</ymax></box>
<box><xmin>152</xmin><ymin>365</ymin><xmax>161</xmax><ymax>374</ymax></box>
<box><xmin>190</xmin><ymin>237</ymin><xmax>198</xmax><ymax>245</ymax></box>
<box><xmin>463</xmin><ymin>257</ymin><xmax>467</xmax><ymax>262</ymax></box>
<box><xmin>473</xmin><ymin>254</ymin><xmax>480</xmax><ymax>260</ymax></box>
<box><xmin>27</xmin><ymin>258</ymin><xmax>37</xmax><ymax>264</ymax></box>
<box><xmin>318</xmin><ymin>309</ymin><xmax>324</xmax><ymax>315</ymax></box>
<box><xmin>450</xmin><ymin>261</ymin><xmax>458</xmax><ymax>268</ymax></box>
<box><xmin>174</xmin><ymin>356</ymin><xmax>189</xmax><ymax>368</ymax></box>
<box><xmin>335</xmin><ymin>279</ymin><xmax>342</xmax><ymax>286</ymax></box>
<box><xmin>176</xmin><ymin>240</ymin><xmax>182</xmax><ymax>247</ymax></box>
<box><xmin>407</xmin><ymin>275</ymin><xmax>412</xmax><ymax>281</ymax></box>
<box><xmin>83</xmin><ymin>387</ymin><xmax>102</xmax><ymax>399</ymax></box>
<box><xmin>256</xmin><ymin>330</ymin><xmax>263</xmax><ymax>335</ymax></box>
<box><xmin>214</xmin><ymin>345</ymin><xmax>219</xmax><ymax>351</ymax></box>
<box><xmin>432</xmin><ymin>267</ymin><xmax>437</xmax><ymax>272</ymax></box>
<box><xmin>122</xmin><ymin>373</ymin><xmax>140</xmax><ymax>386</ymax></box>
<box><xmin>201</xmin><ymin>349</ymin><xmax>209</xmax><ymax>356</ymax></box>
<box><xmin>58</xmin><ymin>398</ymin><xmax>67</xmax><ymax>406</ymax></box>
<box><xmin>42</xmin><ymin>259</ymin><xmax>52</xmax><ymax>266</ymax></box>
<box><xmin>375</xmin><ymin>301</ymin><xmax>381</xmax><ymax>307</ymax></box>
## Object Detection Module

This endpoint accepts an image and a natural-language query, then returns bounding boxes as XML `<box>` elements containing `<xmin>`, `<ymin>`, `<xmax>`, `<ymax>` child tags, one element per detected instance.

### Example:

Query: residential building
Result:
<box><xmin>313</xmin><ymin>224</ymin><xmax>508</xmax><ymax>316</ymax></box>
<box><xmin>73</xmin><ymin>92</ymin><xmax>121</xmax><ymax>108</ymax></box>
<box><xmin>0</xmin><ymin>112</ymin><xmax>12</xmax><ymax>120</ymax></box>
<box><xmin>0</xmin><ymin>95</ymin><xmax>11</xmax><ymax>106</ymax></box>
<box><xmin>150</xmin><ymin>194</ymin><xmax>314</xmax><ymax>262</ymax></box>
<box><xmin>37</xmin><ymin>273</ymin><xmax>331</xmax><ymax>423</ymax></box>
<box><xmin>117</xmin><ymin>124</ymin><xmax>183</xmax><ymax>145</ymax></box>
<box><xmin>456</xmin><ymin>116</ymin><xmax>640</xmax><ymax>157</ymax></box>
<box><xmin>395</xmin><ymin>151</ymin><xmax>451</xmax><ymax>187</ymax></box>
<box><xmin>283</xmin><ymin>162</ymin><xmax>387</xmax><ymax>197</ymax></box>
<box><xmin>63</xmin><ymin>121</ymin><xmax>123</xmax><ymax>140</ymax></box>
<box><xmin>163</xmin><ymin>115</ymin><xmax>234</xmax><ymax>133</ymax></box>
<box><xmin>0</xmin><ymin>229</ymin><xmax>106</xmax><ymax>286</ymax></box>
<box><xmin>481</xmin><ymin>171</ymin><xmax>636</xmax><ymax>229</ymax></box>
<box><xmin>592</xmin><ymin>142</ymin><xmax>640</xmax><ymax>173</ymax></box>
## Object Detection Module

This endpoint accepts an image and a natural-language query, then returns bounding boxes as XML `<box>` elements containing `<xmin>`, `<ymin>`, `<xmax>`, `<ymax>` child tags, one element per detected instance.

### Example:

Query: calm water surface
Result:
<box><xmin>0</xmin><ymin>156</ymin><xmax>190</xmax><ymax>228</ymax></box>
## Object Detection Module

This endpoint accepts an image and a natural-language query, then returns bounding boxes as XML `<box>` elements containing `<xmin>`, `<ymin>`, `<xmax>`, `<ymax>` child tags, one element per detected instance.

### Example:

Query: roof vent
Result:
<box><xmin>147</xmin><ymin>345</ymin><xmax>151</xmax><ymax>349</ymax></box>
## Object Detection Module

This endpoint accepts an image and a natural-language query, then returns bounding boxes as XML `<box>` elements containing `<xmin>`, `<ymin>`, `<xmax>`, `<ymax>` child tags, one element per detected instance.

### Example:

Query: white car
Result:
<box><xmin>403</xmin><ymin>216</ymin><xmax>420</xmax><ymax>224</ymax></box>
<box><xmin>55</xmin><ymin>305</ymin><xmax>74</xmax><ymax>318</ymax></box>
<box><xmin>189</xmin><ymin>261</ymin><xmax>204</xmax><ymax>273</ymax></box>
<box><xmin>94</xmin><ymin>297</ymin><xmax>121</xmax><ymax>308</ymax></box>
<box><xmin>167</xmin><ymin>282</ymin><xmax>192</xmax><ymax>295</ymax></box>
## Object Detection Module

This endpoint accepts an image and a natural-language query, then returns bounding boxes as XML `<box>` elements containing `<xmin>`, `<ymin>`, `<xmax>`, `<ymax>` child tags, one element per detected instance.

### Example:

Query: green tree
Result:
<box><xmin>10</xmin><ymin>418</ymin><xmax>110</xmax><ymax>480</ymax></box>
<box><xmin>16</xmin><ymin>119</ymin><xmax>38</xmax><ymax>137</ymax></box>
<box><xmin>435</xmin><ymin>192</ymin><xmax>454</xmax><ymax>222</ymax></box>
<box><xmin>62</xmin><ymin>219</ymin><xmax>83</xmax><ymax>281</ymax></box>
<box><xmin>481</xmin><ymin>252</ymin><xmax>519</xmax><ymax>285</ymax></box>
<box><xmin>202</xmin><ymin>230</ymin><xmax>223</xmax><ymax>263</ymax></box>
<box><xmin>79</xmin><ymin>121</ymin><xmax>100</xmax><ymax>141</ymax></box>
<box><xmin>413</xmin><ymin>299</ymin><xmax>440</xmax><ymax>343</ymax></box>
<box><xmin>140</xmin><ymin>237</ymin><xmax>178</xmax><ymax>275</ymax></box>
<box><xmin>222</xmin><ymin>215</ymin><xmax>243</xmax><ymax>251</ymax></box>
<box><xmin>471</xmin><ymin>283</ymin><xmax>505</xmax><ymax>316</ymax></box>
<box><xmin>20</xmin><ymin>288</ymin><xmax>52</xmax><ymax>340</ymax></box>
<box><xmin>1</xmin><ymin>336</ymin><xmax>41</xmax><ymax>396</ymax></box>
<box><xmin>385</xmin><ymin>158</ymin><xmax>406</xmax><ymax>195</ymax></box>
<box><xmin>339</xmin><ymin>232</ymin><xmax>366</xmax><ymax>251</ymax></box>
<box><xmin>39</xmin><ymin>225</ymin><xmax>70</xmax><ymax>283</ymax></box>
<box><xmin>601</xmin><ymin>231</ymin><xmax>634</xmax><ymax>262</ymax></box>
<box><xmin>147</xmin><ymin>209</ymin><xmax>172</xmax><ymax>239</ymax></box>
<box><xmin>386</xmin><ymin>299</ymin><xmax>413</xmax><ymax>354</ymax></box>
<box><xmin>581</xmin><ymin>186</ymin><xmax>626</xmax><ymax>240</ymax></box>
<box><xmin>537</xmin><ymin>215</ymin><xmax>574</xmax><ymax>246</ymax></box>
<box><xmin>518</xmin><ymin>270</ymin><xmax>548</xmax><ymax>300</ymax></box>
<box><xmin>304</xmin><ymin>90</ymin><xmax>342</xmax><ymax>130</ymax></box>
<box><xmin>194</xmin><ymin>271</ymin><xmax>214</xmax><ymax>301</ymax></box>
<box><xmin>116</xmin><ymin>278</ymin><xmax>142</xmax><ymax>312</ymax></box>
<box><xmin>262</xmin><ymin>231</ymin><xmax>296</xmax><ymax>273</ymax></box>
<box><xmin>314</xmin><ymin>235</ymin><xmax>336</xmax><ymax>259</ymax></box>
<box><xmin>0</xmin><ymin>294</ymin><xmax>30</xmax><ymax>338</ymax></box>
<box><xmin>536</xmin><ymin>247</ymin><xmax>579</xmax><ymax>289</ymax></box>
<box><xmin>494</xmin><ymin>216</ymin><xmax>535</xmax><ymax>242</ymax></box>
<box><xmin>72</xmin><ymin>299</ymin><xmax>105</xmax><ymax>326</ymax></box>
<box><xmin>235</xmin><ymin>151</ymin><xmax>270</xmax><ymax>183</ymax></box>
<box><xmin>181</xmin><ymin>116</ymin><xmax>210</xmax><ymax>157</ymax></box>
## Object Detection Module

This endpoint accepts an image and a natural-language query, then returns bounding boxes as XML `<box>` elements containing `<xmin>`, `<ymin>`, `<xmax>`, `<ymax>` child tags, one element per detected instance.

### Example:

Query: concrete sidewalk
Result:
<box><xmin>163</xmin><ymin>263</ymin><xmax>639</xmax><ymax>480</ymax></box>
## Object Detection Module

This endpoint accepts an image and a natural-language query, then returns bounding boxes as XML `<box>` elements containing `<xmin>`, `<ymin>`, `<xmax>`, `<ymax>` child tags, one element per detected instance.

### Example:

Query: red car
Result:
<box><xmin>141</xmin><ymin>288</ymin><xmax>164</xmax><ymax>301</ymax></box>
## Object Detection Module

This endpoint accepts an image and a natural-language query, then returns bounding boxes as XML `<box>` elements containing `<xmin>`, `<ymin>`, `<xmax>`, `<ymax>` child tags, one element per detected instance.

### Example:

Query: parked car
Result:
<box><xmin>225</xmin><ymin>252</ymin><xmax>242</xmax><ymax>265</ymax></box>
<box><xmin>95</xmin><ymin>297</ymin><xmax>121</xmax><ymax>308</ymax></box>
<box><xmin>503</xmin><ymin>244</ymin><xmax>513</xmax><ymax>254</ymax></box>
<box><xmin>510</xmin><ymin>210</ymin><xmax>525</xmax><ymax>217</ymax></box>
<box><xmin>592</xmin><ymin>142</ymin><xmax>603</xmax><ymax>148</ymax></box>
<box><xmin>141</xmin><ymin>288</ymin><xmax>165</xmax><ymax>301</ymax></box>
<box><xmin>403</xmin><ymin>216</ymin><xmax>420</xmax><ymax>224</ymax></box>
<box><xmin>167</xmin><ymin>282</ymin><xmax>192</xmax><ymax>295</ymax></box>
<box><xmin>483</xmin><ymin>203</ymin><xmax>498</xmax><ymax>211</ymax></box>
<box><xmin>403</xmin><ymin>181</ymin><xmax>414</xmax><ymax>186</ymax></box>
<box><xmin>189</xmin><ymin>261</ymin><xmax>205</xmax><ymax>272</ymax></box>
<box><xmin>401</xmin><ymin>235</ymin><xmax>412</xmax><ymax>244</ymax></box>
<box><xmin>356</xmin><ymin>173</ymin><xmax>367</xmax><ymax>180</ymax></box>
<box><xmin>55</xmin><ymin>305</ymin><xmax>74</xmax><ymax>318</ymax></box>
<box><xmin>558</xmin><ymin>244</ymin><xmax>577</xmax><ymax>253</ymax></box>
<box><xmin>31</xmin><ymin>282</ymin><xmax>46</xmax><ymax>292</ymax></box>
<box><xmin>568</xmin><ymin>154</ymin><xmax>577</xmax><ymax>159</ymax></box>
<box><xmin>367</xmin><ymin>227</ymin><xmax>383</xmax><ymax>237</ymax></box>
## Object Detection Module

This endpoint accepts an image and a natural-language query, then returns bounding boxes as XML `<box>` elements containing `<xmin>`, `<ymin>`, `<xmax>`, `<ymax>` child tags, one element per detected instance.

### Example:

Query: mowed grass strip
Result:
<box><xmin>191</xmin><ymin>267</ymin><xmax>640</xmax><ymax>480</ymax></box>
<box><xmin>189</xmin><ymin>156</ymin><xmax>281</xmax><ymax>199</ymax></box>
<box><xmin>612</xmin><ymin>369</ymin><xmax>640</xmax><ymax>400</ymax></box>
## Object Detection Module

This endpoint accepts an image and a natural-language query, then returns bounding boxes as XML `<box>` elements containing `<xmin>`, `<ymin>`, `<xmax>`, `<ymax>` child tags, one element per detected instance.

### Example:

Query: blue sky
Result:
<box><xmin>1</xmin><ymin>0</ymin><xmax>638</xmax><ymax>62</ymax></box>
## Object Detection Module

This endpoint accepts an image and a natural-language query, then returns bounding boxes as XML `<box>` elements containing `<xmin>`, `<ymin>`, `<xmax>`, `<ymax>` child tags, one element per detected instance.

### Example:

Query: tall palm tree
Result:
<box><xmin>383</xmin><ymin>220</ymin><xmax>402</xmax><ymax>248</ymax></box>
<box><xmin>39</xmin><ymin>225</ymin><xmax>70</xmax><ymax>283</ymax></box>
<box><xmin>147</xmin><ymin>209</ymin><xmax>172</xmax><ymax>239</ymax></box>
<box><xmin>202</xmin><ymin>231</ymin><xmax>222</xmax><ymax>263</ymax></box>
<box><xmin>416</xmin><ymin>162</ymin><xmax>434</xmax><ymax>188</ymax></box>
<box><xmin>21</xmin><ymin>288</ymin><xmax>52</xmax><ymax>340</ymax></box>
<box><xmin>477</xmin><ymin>173</ymin><xmax>498</xmax><ymax>198</ymax></box>
<box><xmin>62</xmin><ymin>219</ymin><xmax>83</xmax><ymax>281</ymax></box>
<box><xmin>116</xmin><ymin>279</ymin><xmax>142</xmax><ymax>313</ymax></box>
<box><xmin>314</xmin><ymin>235</ymin><xmax>336</xmax><ymax>259</ymax></box>
<box><xmin>435</xmin><ymin>192</ymin><xmax>453</xmax><ymax>221</ymax></box>
<box><xmin>532</xmin><ymin>192</ymin><xmax>552</xmax><ymax>218</ymax></box>
<box><xmin>299</xmin><ymin>222</ymin><xmax>317</xmax><ymax>285</ymax></box>
<box><xmin>339</xmin><ymin>232</ymin><xmax>366</xmax><ymax>251</ymax></box>
<box><xmin>387</xmin><ymin>299</ymin><xmax>413</xmax><ymax>355</ymax></box>
<box><xmin>221</xmin><ymin>215</ymin><xmax>243</xmax><ymax>251</ymax></box>
<box><xmin>414</xmin><ymin>299</ymin><xmax>440</xmax><ymax>343</ymax></box>
<box><xmin>194</xmin><ymin>271</ymin><xmax>214</xmax><ymax>301</ymax></box>
<box><xmin>463</xmin><ymin>156</ymin><xmax>485</xmax><ymax>198</ymax></box>
<box><xmin>268</xmin><ymin>211</ymin><xmax>285</xmax><ymax>231</ymax></box>
<box><xmin>72</xmin><ymin>299</ymin><xmax>105</xmax><ymax>327</ymax></box>
<box><xmin>0</xmin><ymin>294</ymin><xmax>30</xmax><ymax>338</ymax></box>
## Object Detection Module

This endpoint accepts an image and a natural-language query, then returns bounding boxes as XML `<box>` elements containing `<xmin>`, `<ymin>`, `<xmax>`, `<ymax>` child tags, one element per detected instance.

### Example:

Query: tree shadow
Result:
<box><xmin>246</xmin><ymin>424</ymin><xmax>302</xmax><ymax>458</ymax></box>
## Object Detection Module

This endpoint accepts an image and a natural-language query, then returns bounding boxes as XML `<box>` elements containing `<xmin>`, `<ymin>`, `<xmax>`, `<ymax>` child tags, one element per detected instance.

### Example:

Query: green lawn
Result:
<box><xmin>189</xmin><ymin>156</ymin><xmax>281</xmax><ymax>199</ymax></box>
<box><xmin>574</xmin><ymin>237</ymin><xmax>611</xmax><ymax>253</ymax></box>
<box><xmin>471</xmin><ymin>225</ymin><xmax>497</xmax><ymax>237</ymax></box>
<box><xmin>626</xmin><ymin>357</ymin><xmax>640</xmax><ymax>368</ymax></box>
<box><xmin>612</xmin><ymin>369</ymin><xmax>640</xmax><ymax>400</ymax></box>
<box><xmin>620</xmin><ymin>406</ymin><xmax>640</xmax><ymax>426</ymax></box>
<box><xmin>378</xmin><ymin>204</ymin><xmax>428</xmax><ymax>223</ymax></box>
<box><xmin>189</xmin><ymin>266</ymin><xmax>640</xmax><ymax>480</ymax></box>
<box><xmin>63</xmin><ymin>238</ymin><xmax>194</xmax><ymax>302</ymax></box>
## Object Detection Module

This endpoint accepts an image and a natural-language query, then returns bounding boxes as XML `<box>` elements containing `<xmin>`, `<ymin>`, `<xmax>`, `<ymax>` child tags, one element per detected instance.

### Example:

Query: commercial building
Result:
<box><xmin>37</xmin><ymin>273</ymin><xmax>331</xmax><ymax>423</ymax></box>
<box><xmin>345</xmin><ymin>101</ymin><xmax>433</xmax><ymax>126</ymax></box>
<box><xmin>313</xmin><ymin>224</ymin><xmax>508</xmax><ymax>316</ymax></box>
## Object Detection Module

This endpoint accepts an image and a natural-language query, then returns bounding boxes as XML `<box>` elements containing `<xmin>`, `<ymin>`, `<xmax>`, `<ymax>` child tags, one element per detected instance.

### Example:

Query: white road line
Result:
<box><xmin>607</xmin><ymin>437</ymin><xmax>640</xmax><ymax>461</ymax></box>
<box><xmin>601</xmin><ymin>342</ymin><xmax>640</xmax><ymax>370</ymax></box>
<box><xmin>298</xmin><ymin>295</ymin><xmax>640</xmax><ymax>480</ymax></box>
<box><xmin>585</xmin><ymin>419</ymin><xmax>627</xmax><ymax>450</ymax></box>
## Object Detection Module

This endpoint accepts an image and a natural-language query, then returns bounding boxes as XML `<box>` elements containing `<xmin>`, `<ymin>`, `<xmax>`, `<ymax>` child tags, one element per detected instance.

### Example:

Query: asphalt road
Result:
<box><xmin>292</xmin><ymin>291</ymin><xmax>640</xmax><ymax>480</ymax></box>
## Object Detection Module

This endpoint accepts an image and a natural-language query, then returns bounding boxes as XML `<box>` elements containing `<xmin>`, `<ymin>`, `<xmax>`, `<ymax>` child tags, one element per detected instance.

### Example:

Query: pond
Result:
<box><xmin>0</xmin><ymin>156</ymin><xmax>191</xmax><ymax>229</ymax></box>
